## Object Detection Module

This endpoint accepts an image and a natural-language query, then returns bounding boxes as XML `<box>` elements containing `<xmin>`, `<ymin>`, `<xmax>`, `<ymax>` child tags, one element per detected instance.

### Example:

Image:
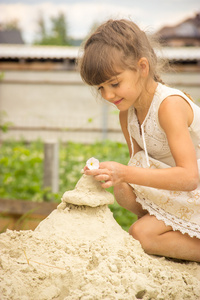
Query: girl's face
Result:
<box><xmin>97</xmin><ymin>69</ymin><xmax>144</xmax><ymax>111</ymax></box>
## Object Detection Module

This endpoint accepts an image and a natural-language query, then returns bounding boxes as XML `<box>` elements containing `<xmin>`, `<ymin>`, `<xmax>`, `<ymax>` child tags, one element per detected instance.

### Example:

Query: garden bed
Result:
<box><xmin>0</xmin><ymin>198</ymin><xmax>57</xmax><ymax>232</ymax></box>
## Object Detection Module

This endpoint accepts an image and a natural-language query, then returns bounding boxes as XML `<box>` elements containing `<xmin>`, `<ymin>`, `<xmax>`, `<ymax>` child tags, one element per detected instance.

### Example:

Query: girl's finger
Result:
<box><xmin>101</xmin><ymin>180</ymin><xmax>113</xmax><ymax>189</ymax></box>
<box><xmin>84</xmin><ymin>168</ymin><xmax>107</xmax><ymax>176</ymax></box>
<box><xmin>94</xmin><ymin>174</ymin><xmax>110</xmax><ymax>182</ymax></box>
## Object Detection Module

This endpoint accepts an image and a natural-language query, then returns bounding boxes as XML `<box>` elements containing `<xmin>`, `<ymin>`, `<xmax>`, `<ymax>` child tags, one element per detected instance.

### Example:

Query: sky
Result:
<box><xmin>0</xmin><ymin>0</ymin><xmax>199</xmax><ymax>44</ymax></box>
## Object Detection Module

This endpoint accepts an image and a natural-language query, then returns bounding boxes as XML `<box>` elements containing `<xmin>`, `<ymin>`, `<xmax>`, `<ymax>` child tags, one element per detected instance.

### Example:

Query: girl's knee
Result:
<box><xmin>129</xmin><ymin>220</ymin><xmax>153</xmax><ymax>253</ymax></box>
<box><xmin>114</xmin><ymin>182</ymin><xmax>129</xmax><ymax>197</ymax></box>
<box><xmin>129</xmin><ymin>220</ymin><xmax>144</xmax><ymax>240</ymax></box>
<box><xmin>114</xmin><ymin>182</ymin><xmax>132</xmax><ymax>205</ymax></box>
<box><xmin>114</xmin><ymin>183</ymin><xmax>147</xmax><ymax>216</ymax></box>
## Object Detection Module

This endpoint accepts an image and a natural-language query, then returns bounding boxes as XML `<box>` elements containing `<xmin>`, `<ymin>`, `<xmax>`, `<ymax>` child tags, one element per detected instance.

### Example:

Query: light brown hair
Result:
<box><xmin>79</xmin><ymin>19</ymin><xmax>165</xmax><ymax>86</ymax></box>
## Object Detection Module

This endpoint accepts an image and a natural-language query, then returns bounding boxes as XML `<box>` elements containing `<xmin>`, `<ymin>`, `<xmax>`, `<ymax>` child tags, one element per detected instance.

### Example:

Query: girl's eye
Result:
<box><xmin>112</xmin><ymin>82</ymin><xmax>119</xmax><ymax>87</ymax></box>
<box><xmin>97</xmin><ymin>86</ymin><xmax>103</xmax><ymax>91</ymax></box>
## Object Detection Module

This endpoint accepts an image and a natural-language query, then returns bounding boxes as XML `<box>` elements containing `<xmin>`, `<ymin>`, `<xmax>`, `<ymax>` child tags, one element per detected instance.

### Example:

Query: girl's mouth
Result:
<box><xmin>114</xmin><ymin>98</ymin><xmax>123</xmax><ymax>106</ymax></box>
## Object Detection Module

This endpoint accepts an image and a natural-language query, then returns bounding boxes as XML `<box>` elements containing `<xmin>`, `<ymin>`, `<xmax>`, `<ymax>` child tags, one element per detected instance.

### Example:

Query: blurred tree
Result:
<box><xmin>82</xmin><ymin>21</ymin><xmax>100</xmax><ymax>43</ymax></box>
<box><xmin>37</xmin><ymin>14</ymin><xmax>47</xmax><ymax>42</ymax></box>
<box><xmin>34</xmin><ymin>12</ymin><xmax>71</xmax><ymax>46</ymax></box>
<box><xmin>1</xmin><ymin>19</ymin><xmax>20</xmax><ymax>30</ymax></box>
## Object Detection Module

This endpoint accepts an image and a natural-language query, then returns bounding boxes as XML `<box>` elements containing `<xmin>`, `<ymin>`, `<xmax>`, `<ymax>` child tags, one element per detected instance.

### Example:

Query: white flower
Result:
<box><xmin>86</xmin><ymin>157</ymin><xmax>99</xmax><ymax>170</ymax></box>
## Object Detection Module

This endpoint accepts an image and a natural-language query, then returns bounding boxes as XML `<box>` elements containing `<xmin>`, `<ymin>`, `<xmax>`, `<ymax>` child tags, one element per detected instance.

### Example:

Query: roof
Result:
<box><xmin>156</xmin><ymin>13</ymin><xmax>200</xmax><ymax>39</ymax></box>
<box><xmin>0</xmin><ymin>29</ymin><xmax>24</xmax><ymax>44</ymax></box>
<box><xmin>0</xmin><ymin>44</ymin><xmax>199</xmax><ymax>62</ymax></box>
<box><xmin>0</xmin><ymin>44</ymin><xmax>79</xmax><ymax>60</ymax></box>
<box><xmin>156</xmin><ymin>47</ymin><xmax>200</xmax><ymax>61</ymax></box>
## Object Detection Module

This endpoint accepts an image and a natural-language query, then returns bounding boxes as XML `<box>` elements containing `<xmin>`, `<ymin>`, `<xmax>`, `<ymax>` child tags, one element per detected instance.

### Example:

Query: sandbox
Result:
<box><xmin>0</xmin><ymin>174</ymin><xmax>199</xmax><ymax>299</ymax></box>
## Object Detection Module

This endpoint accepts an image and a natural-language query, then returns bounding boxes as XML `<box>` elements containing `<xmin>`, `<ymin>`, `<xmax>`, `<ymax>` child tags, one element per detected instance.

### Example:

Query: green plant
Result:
<box><xmin>0</xmin><ymin>111</ymin><xmax>13</xmax><ymax>133</ymax></box>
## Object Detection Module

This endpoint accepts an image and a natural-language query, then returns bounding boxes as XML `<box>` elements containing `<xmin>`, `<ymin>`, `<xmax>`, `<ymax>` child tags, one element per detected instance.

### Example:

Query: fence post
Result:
<box><xmin>43</xmin><ymin>140</ymin><xmax>59</xmax><ymax>195</ymax></box>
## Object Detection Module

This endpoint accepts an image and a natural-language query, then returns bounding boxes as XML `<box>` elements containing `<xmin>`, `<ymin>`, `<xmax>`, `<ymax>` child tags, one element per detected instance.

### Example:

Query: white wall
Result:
<box><xmin>0</xmin><ymin>69</ymin><xmax>199</xmax><ymax>143</ymax></box>
<box><xmin>0</xmin><ymin>70</ymin><xmax>123</xmax><ymax>143</ymax></box>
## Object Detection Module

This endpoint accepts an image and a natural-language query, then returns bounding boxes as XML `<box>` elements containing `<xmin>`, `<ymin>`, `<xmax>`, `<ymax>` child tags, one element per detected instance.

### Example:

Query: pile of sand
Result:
<box><xmin>0</xmin><ymin>175</ymin><xmax>200</xmax><ymax>300</ymax></box>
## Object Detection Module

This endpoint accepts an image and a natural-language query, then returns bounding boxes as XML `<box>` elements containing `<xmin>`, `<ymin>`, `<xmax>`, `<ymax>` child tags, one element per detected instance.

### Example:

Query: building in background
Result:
<box><xmin>156</xmin><ymin>13</ymin><xmax>200</xmax><ymax>47</ymax></box>
<box><xmin>0</xmin><ymin>28</ymin><xmax>24</xmax><ymax>44</ymax></box>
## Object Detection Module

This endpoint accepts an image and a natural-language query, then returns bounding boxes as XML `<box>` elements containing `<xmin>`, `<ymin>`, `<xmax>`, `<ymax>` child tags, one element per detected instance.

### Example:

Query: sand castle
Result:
<box><xmin>0</xmin><ymin>172</ymin><xmax>200</xmax><ymax>299</ymax></box>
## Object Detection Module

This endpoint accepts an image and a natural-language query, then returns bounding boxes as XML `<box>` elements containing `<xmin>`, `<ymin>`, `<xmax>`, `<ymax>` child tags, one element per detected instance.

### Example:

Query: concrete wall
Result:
<box><xmin>0</xmin><ymin>70</ymin><xmax>123</xmax><ymax>143</ymax></box>
<box><xmin>0</xmin><ymin>69</ymin><xmax>199</xmax><ymax>143</ymax></box>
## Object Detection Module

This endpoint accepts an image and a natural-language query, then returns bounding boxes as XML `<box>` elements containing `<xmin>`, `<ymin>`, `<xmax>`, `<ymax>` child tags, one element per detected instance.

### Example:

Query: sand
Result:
<box><xmin>0</xmin><ymin>175</ymin><xmax>200</xmax><ymax>300</ymax></box>
<box><xmin>60</xmin><ymin>174</ymin><xmax>114</xmax><ymax>207</ymax></box>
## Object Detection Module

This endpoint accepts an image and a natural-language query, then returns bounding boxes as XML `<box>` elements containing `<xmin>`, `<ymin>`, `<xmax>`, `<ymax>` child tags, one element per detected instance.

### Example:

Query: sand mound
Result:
<box><xmin>0</xmin><ymin>175</ymin><xmax>200</xmax><ymax>300</ymax></box>
<box><xmin>59</xmin><ymin>174</ymin><xmax>114</xmax><ymax>208</ymax></box>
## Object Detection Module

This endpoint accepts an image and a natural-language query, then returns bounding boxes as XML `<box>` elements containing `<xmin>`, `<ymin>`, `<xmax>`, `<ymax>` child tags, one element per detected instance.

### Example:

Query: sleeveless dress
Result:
<box><xmin>127</xmin><ymin>82</ymin><xmax>200</xmax><ymax>239</ymax></box>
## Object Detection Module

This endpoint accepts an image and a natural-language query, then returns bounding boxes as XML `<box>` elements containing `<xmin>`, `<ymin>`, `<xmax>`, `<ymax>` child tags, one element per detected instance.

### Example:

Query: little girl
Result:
<box><xmin>79</xmin><ymin>19</ymin><xmax>200</xmax><ymax>262</ymax></box>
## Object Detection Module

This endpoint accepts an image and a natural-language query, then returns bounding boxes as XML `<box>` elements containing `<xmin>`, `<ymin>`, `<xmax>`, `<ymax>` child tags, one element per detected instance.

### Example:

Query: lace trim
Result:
<box><xmin>135</xmin><ymin>196</ymin><xmax>200</xmax><ymax>239</ymax></box>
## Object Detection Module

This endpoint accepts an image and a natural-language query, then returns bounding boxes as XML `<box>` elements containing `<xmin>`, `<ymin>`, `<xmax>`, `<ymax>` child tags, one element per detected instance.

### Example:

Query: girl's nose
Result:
<box><xmin>102</xmin><ymin>89</ymin><xmax>115</xmax><ymax>101</ymax></box>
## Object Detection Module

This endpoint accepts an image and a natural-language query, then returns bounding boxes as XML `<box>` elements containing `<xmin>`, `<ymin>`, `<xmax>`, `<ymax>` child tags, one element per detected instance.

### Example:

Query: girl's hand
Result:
<box><xmin>84</xmin><ymin>161</ymin><xmax>125</xmax><ymax>188</ymax></box>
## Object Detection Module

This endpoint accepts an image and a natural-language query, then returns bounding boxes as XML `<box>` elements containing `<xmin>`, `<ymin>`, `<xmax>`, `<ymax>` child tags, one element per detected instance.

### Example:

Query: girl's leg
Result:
<box><xmin>129</xmin><ymin>214</ymin><xmax>200</xmax><ymax>262</ymax></box>
<box><xmin>114</xmin><ymin>182</ymin><xmax>147</xmax><ymax>218</ymax></box>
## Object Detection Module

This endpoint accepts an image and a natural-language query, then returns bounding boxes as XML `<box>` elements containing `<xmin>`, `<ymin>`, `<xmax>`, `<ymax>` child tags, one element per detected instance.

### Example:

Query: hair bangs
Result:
<box><xmin>80</xmin><ymin>43</ymin><xmax>123</xmax><ymax>86</ymax></box>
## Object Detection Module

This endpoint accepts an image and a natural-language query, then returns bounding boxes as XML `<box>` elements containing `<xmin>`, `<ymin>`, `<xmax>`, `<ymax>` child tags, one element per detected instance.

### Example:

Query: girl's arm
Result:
<box><xmin>85</xmin><ymin>96</ymin><xmax>199</xmax><ymax>191</ymax></box>
<box><xmin>123</xmin><ymin>95</ymin><xmax>199</xmax><ymax>191</ymax></box>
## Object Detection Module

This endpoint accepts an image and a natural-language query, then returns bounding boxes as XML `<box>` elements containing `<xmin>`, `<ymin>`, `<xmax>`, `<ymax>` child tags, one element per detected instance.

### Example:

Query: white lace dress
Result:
<box><xmin>128</xmin><ymin>83</ymin><xmax>200</xmax><ymax>239</ymax></box>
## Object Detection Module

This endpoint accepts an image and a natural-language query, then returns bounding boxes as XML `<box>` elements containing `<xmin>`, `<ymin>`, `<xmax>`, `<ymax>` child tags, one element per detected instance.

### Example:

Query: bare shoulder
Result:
<box><xmin>158</xmin><ymin>95</ymin><xmax>193</xmax><ymax>130</ymax></box>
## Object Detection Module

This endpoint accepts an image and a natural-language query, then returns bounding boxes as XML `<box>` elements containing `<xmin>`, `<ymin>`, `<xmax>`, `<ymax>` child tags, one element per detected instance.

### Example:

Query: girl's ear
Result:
<box><xmin>137</xmin><ymin>57</ymin><xmax>149</xmax><ymax>77</ymax></box>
